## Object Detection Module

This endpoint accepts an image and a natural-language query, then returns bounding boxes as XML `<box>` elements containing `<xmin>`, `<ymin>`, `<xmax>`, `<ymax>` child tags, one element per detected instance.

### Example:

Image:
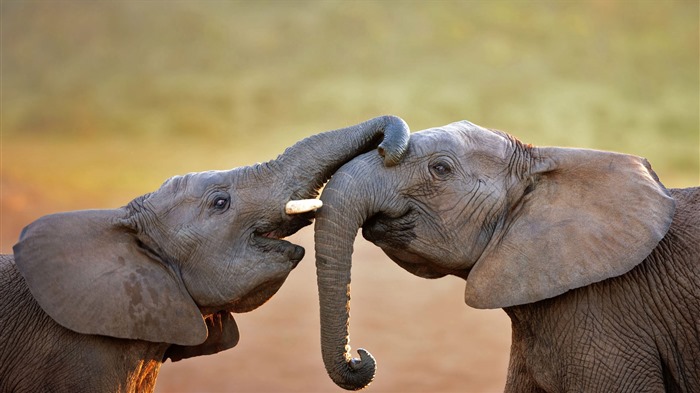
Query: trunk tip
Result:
<box><xmin>378</xmin><ymin>116</ymin><xmax>410</xmax><ymax>167</ymax></box>
<box><xmin>330</xmin><ymin>348</ymin><xmax>376</xmax><ymax>391</ymax></box>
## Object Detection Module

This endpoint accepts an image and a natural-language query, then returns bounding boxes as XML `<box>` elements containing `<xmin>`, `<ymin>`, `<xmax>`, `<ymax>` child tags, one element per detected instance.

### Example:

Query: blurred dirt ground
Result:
<box><xmin>156</xmin><ymin>230</ymin><xmax>512</xmax><ymax>393</ymax></box>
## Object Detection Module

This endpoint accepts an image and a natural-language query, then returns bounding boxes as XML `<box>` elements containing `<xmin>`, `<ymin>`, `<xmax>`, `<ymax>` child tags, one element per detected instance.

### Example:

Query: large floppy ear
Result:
<box><xmin>164</xmin><ymin>310</ymin><xmax>240</xmax><ymax>362</ymax></box>
<box><xmin>13</xmin><ymin>209</ymin><xmax>207</xmax><ymax>346</ymax></box>
<box><xmin>465</xmin><ymin>147</ymin><xmax>676</xmax><ymax>309</ymax></box>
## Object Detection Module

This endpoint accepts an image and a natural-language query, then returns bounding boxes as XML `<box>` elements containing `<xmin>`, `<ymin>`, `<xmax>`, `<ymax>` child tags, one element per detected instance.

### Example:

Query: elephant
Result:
<box><xmin>313</xmin><ymin>120</ymin><xmax>699</xmax><ymax>392</ymax></box>
<box><xmin>0</xmin><ymin>115</ymin><xmax>410</xmax><ymax>392</ymax></box>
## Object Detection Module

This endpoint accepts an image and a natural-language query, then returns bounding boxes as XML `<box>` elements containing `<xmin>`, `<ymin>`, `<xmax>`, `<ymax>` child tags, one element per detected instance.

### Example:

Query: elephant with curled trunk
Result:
<box><xmin>314</xmin><ymin>120</ymin><xmax>699</xmax><ymax>392</ymax></box>
<box><xmin>0</xmin><ymin>116</ymin><xmax>409</xmax><ymax>392</ymax></box>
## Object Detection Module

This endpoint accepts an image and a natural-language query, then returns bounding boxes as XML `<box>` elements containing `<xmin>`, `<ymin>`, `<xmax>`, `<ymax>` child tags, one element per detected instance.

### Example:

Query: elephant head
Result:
<box><xmin>314</xmin><ymin>120</ymin><xmax>675</xmax><ymax>390</ymax></box>
<box><xmin>12</xmin><ymin>115</ymin><xmax>409</xmax><ymax>355</ymax></box>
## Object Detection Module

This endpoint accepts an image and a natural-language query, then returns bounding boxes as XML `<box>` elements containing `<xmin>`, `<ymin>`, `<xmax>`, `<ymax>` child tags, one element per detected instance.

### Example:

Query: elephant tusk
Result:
<box><xmin>285</xmin><ymin>199</ymin><xmax>323</xmax><ymax>215</ymax></box>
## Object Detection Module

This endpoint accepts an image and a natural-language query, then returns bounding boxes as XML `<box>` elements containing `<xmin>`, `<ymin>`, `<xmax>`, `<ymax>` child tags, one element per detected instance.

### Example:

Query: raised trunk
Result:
<box><xmin>314</xmin><ymin>153</ymin><xmax>387</xmax><ymax>390</ymax></box>
<box><xmin>271</xmin><ymin>115</ymin><xmax>409</xmax><ymax>201</ymax></box>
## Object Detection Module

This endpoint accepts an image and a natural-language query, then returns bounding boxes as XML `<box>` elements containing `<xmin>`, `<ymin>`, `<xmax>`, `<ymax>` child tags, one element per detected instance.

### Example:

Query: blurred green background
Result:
<box><xmin>2</xmin><ymin>0</ymin><xmax>698</xmax><ymax>221</ymax></box>
<box><xmin>1</xmin><ymin>2</ymin><xmax>698</xmax><ymax>392</ymax></box>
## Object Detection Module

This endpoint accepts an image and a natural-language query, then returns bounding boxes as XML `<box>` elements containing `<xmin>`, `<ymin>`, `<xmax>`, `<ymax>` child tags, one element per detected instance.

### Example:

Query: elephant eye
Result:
<box><xmin>430</xmin><ymin>160</ymin><xmax>452</xmax><ymax>178</ymax></box>
<box><xmin>211</xmin><ymin>194</ymin><xmax>231</xmax><ymax>212</ymax></box>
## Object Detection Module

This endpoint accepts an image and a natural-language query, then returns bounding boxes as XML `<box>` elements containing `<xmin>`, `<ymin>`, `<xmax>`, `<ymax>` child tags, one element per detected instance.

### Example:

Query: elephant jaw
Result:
<box><xmin>218</xmin><ymin>218</ymin><xmax>309</xmax><ymax>313</ymax></box>
<box><xmin>227</xmin><ymin>277</ymin><xmax>290</xmax><ymax>313</ymax></box>
<box><xmin>201</xmin><ymin>264</ymin><xmax>298</xmax><ymax>315</ymax></box>
<box><xmin>362</xmin><ymin>212</ymin><xmax>470</xmax><ymax>280</ymax></box>
<box><xmin>230</xmin><ymin>200</ymin><xmax>322</xmax><ymax>312</ymax></box>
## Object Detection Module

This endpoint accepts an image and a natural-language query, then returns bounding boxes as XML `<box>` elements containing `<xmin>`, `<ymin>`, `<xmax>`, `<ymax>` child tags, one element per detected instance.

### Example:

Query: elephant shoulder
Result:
<box><xmin>1</xmin><ymin>257</ymin><xmax>86</xmax><ymax>359</ymax></box>
<box><xmin>668</xmin><ymin>187</ymin><xmax>700</xmax><ymax>232</ymax></box>
<box><xmin>0</xmin><ymin>255</ymin><xmax>41</xmax><ymax>317</ymax></box>
<box><xmin>1</xmin><ymin>256</ymin><xmax>73</xmax><ymax>343</ymax></box>
<box><xmin>0</xmin><ymin>256</ymin><xmax>61</xmax><ymax>382</ymax></box>
<box><xmin>655</xmin><ymin>187</ymin><xmax>700</xmax><ymax>272</ymax></box>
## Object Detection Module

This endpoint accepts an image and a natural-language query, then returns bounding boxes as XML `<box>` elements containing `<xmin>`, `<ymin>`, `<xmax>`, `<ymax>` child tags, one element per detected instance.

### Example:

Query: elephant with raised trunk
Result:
<box><xmin>0</xmin><ymin>115</ymin><xmax>409</xmax><ymax>392</ymax></box>
<box><xmin>315</xmin><ymin>120</ymin><xmax>699</xmax><ymax>392</ymax></box>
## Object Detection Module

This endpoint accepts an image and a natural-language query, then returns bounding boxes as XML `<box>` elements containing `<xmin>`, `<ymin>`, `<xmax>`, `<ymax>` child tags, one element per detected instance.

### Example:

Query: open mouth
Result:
<box><xmin>252</xmin><ymin>234</ymin><xmax>305</xmax><ymax>265</ymax></box>
<box><xmin>260</xmin><ymin>213</ymin><xmax>313</xmax><ymax>238</ymax></box>
<box><xmin>253</xmin><ymin>215</ymin><xmax>312</xmax><ymax>264</ymax></box>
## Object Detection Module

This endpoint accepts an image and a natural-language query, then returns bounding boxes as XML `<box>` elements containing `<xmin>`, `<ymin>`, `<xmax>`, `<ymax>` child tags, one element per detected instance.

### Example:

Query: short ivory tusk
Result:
<box><xmin>285</xmin><ymin>199</ymin><xmax>323</xmax><ymax>215</ymax></box>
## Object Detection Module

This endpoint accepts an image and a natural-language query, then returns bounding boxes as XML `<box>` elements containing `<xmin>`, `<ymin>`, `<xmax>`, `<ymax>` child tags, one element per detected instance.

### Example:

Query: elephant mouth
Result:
<box><xmin>223</xmin><ymin>214</ymin><xmax>312</xmax><ymax>314</ymax></box>
<box><xmin>362</xmin><ymin>210</ymin><xmax>418</xmax><ymax>246</ymax></box>
<box><xmin>362</xmin><ymin>210</ymin><xmax>457</xmax><ymax>279</ymax></box>
<box><xmin>253</xmin><ymin>213</ymin><xmax>312</xmax><ymax>266</ymax></box>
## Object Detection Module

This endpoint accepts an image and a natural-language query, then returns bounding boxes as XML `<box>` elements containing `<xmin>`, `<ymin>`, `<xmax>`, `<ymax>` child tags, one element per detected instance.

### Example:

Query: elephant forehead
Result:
<box><xmin>410</xmin><ymin>121</ymin><xmax>510</xmax><ymax>159</ymax></box>
<box><xmin>408</xmin><ymin>132</ymin><xmax>452</xmax><ymax>158</ymax></box>
<box><xmin>160</xmin><ymin>170</ymin><xmax>232</xmax><ymax>196</ymax></box>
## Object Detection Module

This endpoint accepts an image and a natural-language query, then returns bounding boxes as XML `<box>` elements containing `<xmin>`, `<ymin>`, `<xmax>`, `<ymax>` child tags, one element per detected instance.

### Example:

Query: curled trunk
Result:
<box><xmin>315</xmin><ymin>153</ymin><xmax>387</xmax><ymax>390</ymax></box>
<box><xmin>271</xmin><ymin>115</ymin><xmax>409</xmax><ymax>201</ymax></box>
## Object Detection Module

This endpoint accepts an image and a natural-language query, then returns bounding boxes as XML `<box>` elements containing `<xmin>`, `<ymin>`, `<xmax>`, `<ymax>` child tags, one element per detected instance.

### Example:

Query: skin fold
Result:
<box><xmin>314</xmin><ymin>120</ymin><xmax>699</xmax><ymax>392</ymax></box>
<box><xmin>0</xmin><ymin>115</ymin><xmax>410</xmax><ymax>393</ymax></box>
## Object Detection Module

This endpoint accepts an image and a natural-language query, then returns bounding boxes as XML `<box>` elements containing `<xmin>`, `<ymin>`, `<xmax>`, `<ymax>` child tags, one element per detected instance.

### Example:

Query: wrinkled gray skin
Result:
<box><xmin>0</xmin><ymin>115</ymin><xmax>409</xmax><ymax>393</ymax></box>
<box><xmin>315</xmin><ymin>120</ymin><xmax>699</xmax><ymax>392</ymax></box>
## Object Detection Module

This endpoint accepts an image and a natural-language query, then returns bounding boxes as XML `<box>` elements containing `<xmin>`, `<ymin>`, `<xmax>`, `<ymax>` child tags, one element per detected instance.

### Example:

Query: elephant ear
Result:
<box><xmin>465</xmin><ymin>147</ymin><xmax>676</xmax><ymax>309</ymax></box>
<box><xmin>13</xmin><ymin>209</ymin><xmax>207</xmax><ymax>346</ymax></box>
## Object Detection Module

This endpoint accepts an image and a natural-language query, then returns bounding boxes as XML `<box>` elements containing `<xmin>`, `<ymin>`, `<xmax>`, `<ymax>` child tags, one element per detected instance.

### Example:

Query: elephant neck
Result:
<box><xmin>121</xmin><ymin>356</ymin><xmax>164</xmax><ymax>393</ymax></box>
<box><xmin>73</xmin><ymin>333</ymin><xmax>169</xmax><ymax>392</ymax></box>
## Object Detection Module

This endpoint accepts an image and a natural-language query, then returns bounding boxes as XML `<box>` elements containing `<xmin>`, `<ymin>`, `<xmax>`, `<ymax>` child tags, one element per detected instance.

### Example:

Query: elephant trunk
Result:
<box><xmin>315</xmin><ymin>153</ymin><xmax>389</xmax><ymax>390</ymax></box>
<box><xmin>270</xmin><ymin>115</ymin><xmax>409</xmax><ymax>201</ymax></box>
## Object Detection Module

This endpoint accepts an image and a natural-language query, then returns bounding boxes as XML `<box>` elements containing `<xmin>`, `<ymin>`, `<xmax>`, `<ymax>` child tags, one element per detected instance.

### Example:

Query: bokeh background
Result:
<box><xmin>1</xmin><ymin>1</ymin><xmax>698</xmax><ymax>392</ymax></box>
